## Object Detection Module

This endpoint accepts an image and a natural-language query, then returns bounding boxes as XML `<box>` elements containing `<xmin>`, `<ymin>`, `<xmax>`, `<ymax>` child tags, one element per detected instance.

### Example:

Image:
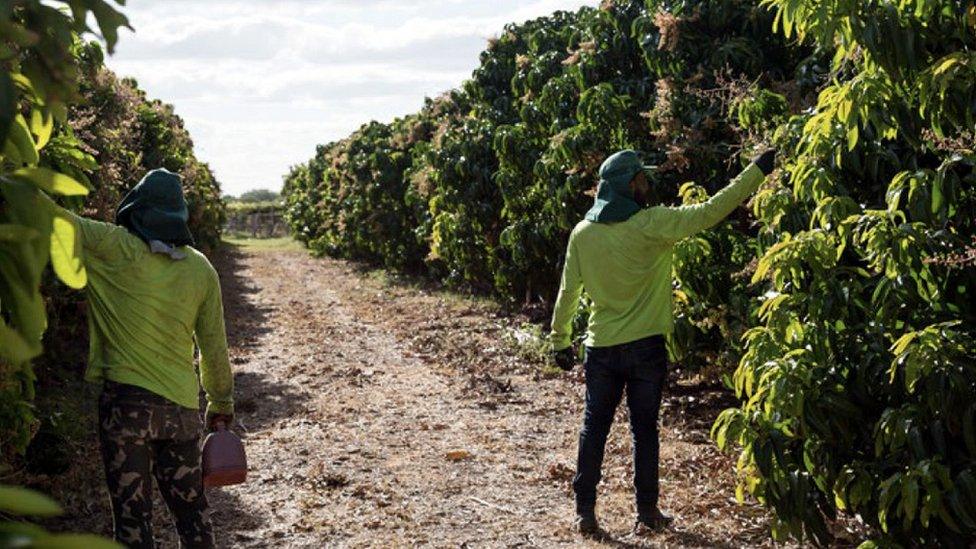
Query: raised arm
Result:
<box><xmin>31</xmin><ymin>188</ymin><xmax>121</xmax><ymax>259</ymax></box>
<box><xmin>66</xmin><ymin>211</ymin><xmax>125</xmax><ymax>259</ymax></box>
<box><xmin>549</xmin><ymin>233</ymin><xmax>584</xmax><ymax>352</ymax></box>
<box><xmin>195</xmin><ymin>266</ymin><xmax>234</xmax><ymax>422</ymax></box>
<box><xmin>636</xmin><ymin>150</ymin><xmax>775</xmax><ymax>243</ymax></box>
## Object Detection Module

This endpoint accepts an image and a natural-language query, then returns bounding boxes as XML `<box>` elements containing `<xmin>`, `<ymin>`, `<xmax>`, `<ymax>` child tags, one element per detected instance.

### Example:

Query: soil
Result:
<box><xmin>28</xmin><ymin>242</ymin><xmax>779</xmax><ymax>547</ymax></box>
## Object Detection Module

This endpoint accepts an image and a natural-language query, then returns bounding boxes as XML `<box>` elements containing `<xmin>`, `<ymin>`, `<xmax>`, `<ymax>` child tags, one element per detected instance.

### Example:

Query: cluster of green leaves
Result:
<box><xmin>2</xmin><ymin>2</ymin><xmax>225</xmax><ymax>467</ymax></box>
<box><xmin>0</xmin><ymin>484</ymin><xmax>120</xmax><ymax>548</ymax></box>
<box><xmin>1</xmin><ymin>0</ymin><xmax>129</xmax><ymax>467</ymax></box>
<box><xmin>0</xmin><ymin>1</ymin><xmax>132</xmax><ymax>545</ymax></box>
<box><xmin>712</xmin><ymin>0</ymin><xmax>976</xmax><ymax>545</ymax></box>
<box><xmin>283</xmin><ymin>0</ymin><xmax>812</xmax><ymax>369</ymax></box>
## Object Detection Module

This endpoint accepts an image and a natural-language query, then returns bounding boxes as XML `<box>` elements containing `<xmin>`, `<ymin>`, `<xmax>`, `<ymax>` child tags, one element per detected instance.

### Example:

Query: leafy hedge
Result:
<box><xmin>284</xmin><ymin>0</ymin><xmax>976</xmax><ymax>545</ymax></box>
<box><xmin>711</xmin><ymin>0</ymin><xmax>976</xmax><ymax>545</ymax></box>
<box><xmin>224</xmin><ymin>200</ymin><xmax>285</xmax><ymax>238</ymax></box>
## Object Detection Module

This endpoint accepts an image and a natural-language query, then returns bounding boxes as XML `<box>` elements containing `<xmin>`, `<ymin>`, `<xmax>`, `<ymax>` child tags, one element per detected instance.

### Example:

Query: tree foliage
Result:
<box><xmin>230</xmin><ymin>188</ymin><xmax>280</xmax><ymax>203</ymax></box>
<box><xmin>1</xmin><ymin>0</ymin><xmax>130</xmax><ymax>466</ymax></box>
<box><xmin>711</xmin><ymin>0</ymin><xmax>976</xmax><ymax>545</ymax></box>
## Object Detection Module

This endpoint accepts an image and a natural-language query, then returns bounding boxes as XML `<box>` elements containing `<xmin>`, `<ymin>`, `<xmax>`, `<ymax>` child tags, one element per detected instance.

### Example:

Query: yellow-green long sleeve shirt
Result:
<box><xmin>67</xmin><ymin>212</ymin><xmax>234</xmax><ymax>415</ymax></box>
<box><xmin>550</xmin><ymin>163</ymin><xmax>764</xmax><ymax>350</ymax></box>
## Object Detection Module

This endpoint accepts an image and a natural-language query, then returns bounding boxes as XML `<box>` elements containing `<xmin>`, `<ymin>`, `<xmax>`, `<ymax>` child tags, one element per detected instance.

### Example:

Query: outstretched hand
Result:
<box><xmin>751</xmin><ymin>148</ymin><xmax>778</xmax><ymax>176</ymax></box>
<box><xmin>553</xmin><ymin>347</ymin><xmax>576</xmax><ymax>371</ymax></box>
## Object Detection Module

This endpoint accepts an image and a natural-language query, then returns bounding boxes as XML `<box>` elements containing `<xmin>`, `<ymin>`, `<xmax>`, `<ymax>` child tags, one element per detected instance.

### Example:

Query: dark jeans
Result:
<box><xmin>99</xmin><ymin>381</ymin><xmax>214</xmax><ymax>549</ymax></box>
<box><xmin>573</xmin><ymin>335</ymin><xmax>668</xmax><ymax>512</ymax></box>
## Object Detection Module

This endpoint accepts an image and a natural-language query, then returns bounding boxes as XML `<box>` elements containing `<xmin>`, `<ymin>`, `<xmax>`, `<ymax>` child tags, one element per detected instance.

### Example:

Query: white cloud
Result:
<box><xmin>105</xmin><ymin>0</ymin><xmax>596</xmax><ymax>195</ymax></box>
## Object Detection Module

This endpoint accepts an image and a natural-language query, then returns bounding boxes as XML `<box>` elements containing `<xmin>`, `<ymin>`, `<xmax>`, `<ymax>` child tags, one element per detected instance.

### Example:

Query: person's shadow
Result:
<box><xmin>584</xmin><ymin>526</ymin><xmax>742</xmax><ymax>548</ymax></box>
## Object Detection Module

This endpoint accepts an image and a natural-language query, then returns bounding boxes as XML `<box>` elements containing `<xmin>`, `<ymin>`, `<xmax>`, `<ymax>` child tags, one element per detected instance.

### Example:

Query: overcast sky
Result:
<box><xmin>104</xmin><ymin>0</ymin><xmax>595</xmax><ymax>196</ymax></box>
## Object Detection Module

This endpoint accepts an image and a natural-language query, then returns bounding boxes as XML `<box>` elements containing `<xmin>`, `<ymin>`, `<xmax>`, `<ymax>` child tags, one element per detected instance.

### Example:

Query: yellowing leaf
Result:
<box><xmin>50</xmin><ymin>214</ymin><xmax>87</xmax><ymax>289</ymax></box>
<box><xmin>890</xmin><ymin>331</ymin><xmax>917</xmax><ymax>355</ymax></box>
<box><xmin>29</xmin><ymin>108</ymin><xmax>54</xmax><ymax>150</ymax></box>
<box><xmin>11</xmin><ymin>167</ymin><xmax>89</xmax><ymax>196</ymax></box>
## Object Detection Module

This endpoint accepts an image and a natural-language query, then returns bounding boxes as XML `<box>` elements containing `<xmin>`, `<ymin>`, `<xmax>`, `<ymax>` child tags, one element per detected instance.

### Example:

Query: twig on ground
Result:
<box><xmin>467</xmin><ymin>496</ymin><xmax>521</xmax><ymax>515</ymax></box>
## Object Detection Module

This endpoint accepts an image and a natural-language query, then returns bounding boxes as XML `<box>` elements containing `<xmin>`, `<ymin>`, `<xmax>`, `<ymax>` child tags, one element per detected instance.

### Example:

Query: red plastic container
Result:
<box><xmin>202</xmin><ymin>422</ymin><xmax>247</xmax><ymax>487</ymax></box>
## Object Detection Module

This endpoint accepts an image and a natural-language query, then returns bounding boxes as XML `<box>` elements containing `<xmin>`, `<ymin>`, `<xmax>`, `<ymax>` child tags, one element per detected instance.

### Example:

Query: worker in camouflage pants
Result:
<box><xmin>99</xmin><ymin>381</ymin><xmax>213</xmax><ymax>548</ymax></box>
<box><xmin>52</xmin><ymin>169</ymin><xmax>235</xmax><ymax>547</ymax></box>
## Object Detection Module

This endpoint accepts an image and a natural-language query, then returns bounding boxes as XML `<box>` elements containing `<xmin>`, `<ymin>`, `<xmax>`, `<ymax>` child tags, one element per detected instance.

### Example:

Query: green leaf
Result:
<box><xmin>49</xmin><ymin>213</ymin><xmax>87</xmax><ymax>289</ymax></box>
<box><xmin>9</xmin><ymin>167</ymin><xmax>89</xmax><ymax>196</ymax></box>
<box><xmin>0</xmin><ymin>486</ymin><xmax>62</xmax><ymax>517</ymax></box>
<box><xmin>0</xmin><ymin>223</ymin><xmax>41</xmax><ymax>242</ymax></box>
<box><xmin>2</xmin><ymin>114</ymin><xmax>38</xmax><ymax>165</ymax></box>
<box><xmin>846</xmin><ymin>125</ymin><xmax>859</xmax><ymax>151</ymax></box>
<box><xmin>90</xmin><ymin>1</ymin><xmax>132</xmax><ymax>54</ymax></box>
<box><xmin>0</xmin><ymin>318</ymin><xmax>37</xmax><ymax>364</ymax></box>
<box><xmin>931</xmin><ymin>55</ymin><xmax>959</xmax><ymax>76</ymax></box>
<box><xmin>902</xmin><ymin>477</ymin><xmax>919</xmax><ymax>525</ymax></box>
<box><xmin>890</xmin><ymin>331</ymin><xmax>917</xmax><ymax>355</ymax></box>
<box><xmin>32</xmin><ymin>534</ymin><xmax>123</xmax><ymax>549</ymax></box>
<box><xmin>0</xmin><ymin>520</ymin><xmax>48</xmax><ymax>538</ymax></box>
<box><xmin>931</xmin><ymin>177</ymin><xmax>944</xmax><ymax>215</ymax></box>
<box><xmin>938</xmin><ymin>505</ymin><xmax>962</xmax><ymax>533</ymax></box>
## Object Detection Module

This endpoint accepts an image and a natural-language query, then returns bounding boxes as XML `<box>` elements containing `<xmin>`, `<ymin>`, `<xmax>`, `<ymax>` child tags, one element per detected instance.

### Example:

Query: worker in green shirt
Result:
<box><xmin>550</xmin><ymin>148</ymin><xmax>776</xmax><ymax>535</ymax></box>
<box><xmin>63</xmin><ymin>168</ymin><xmax>233</xmax><ymax>548</ymax></box>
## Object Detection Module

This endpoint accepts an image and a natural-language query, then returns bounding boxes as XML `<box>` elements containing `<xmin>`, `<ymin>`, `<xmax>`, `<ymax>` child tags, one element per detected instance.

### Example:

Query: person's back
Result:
<box><xmin>62</xmin><ymin>168</ymin><xmax>233</xmax><ymax>549</ymax></box>
<box><xmin>80</xmin><ymin>218</ymin><xmax>230</xmax><ymax>412</ymax></box>
<box><xmin>549</xmin><ymin>149</ymin><xmax>775</xmax><ymax>535</ymax></box>
<box><xmin>565</xmin><ymin>218</ymin><xmax>675</xmax><ymax>348</ymax></box>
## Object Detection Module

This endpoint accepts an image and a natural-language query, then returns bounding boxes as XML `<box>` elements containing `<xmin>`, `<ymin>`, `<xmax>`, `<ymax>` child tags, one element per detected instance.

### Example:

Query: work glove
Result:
<box><xmin>751</xmin><ymin>148</ymin><xmax>778</xmax><ymax>176</ymax></box>
<box><xmin>553</xmin><ymin>347</ymin><xmax>576</xmax><ymax>372</ymax></box>
<box><xmin>207</xmin><ymin>412</ymin><xmax>234</xmax><ymax>432</ymax></box>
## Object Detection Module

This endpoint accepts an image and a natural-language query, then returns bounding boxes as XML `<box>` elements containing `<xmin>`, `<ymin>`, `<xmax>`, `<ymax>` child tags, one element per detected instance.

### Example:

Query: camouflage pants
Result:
<box><xmin>99</xmin><ymin>381</ymin><xmax>215</xmax><ymax>549</ymax></box>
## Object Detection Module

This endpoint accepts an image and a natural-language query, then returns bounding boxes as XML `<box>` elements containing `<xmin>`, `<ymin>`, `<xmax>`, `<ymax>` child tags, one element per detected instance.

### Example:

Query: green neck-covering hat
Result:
<box><xmin>585</xmin><ymin>149</ymin><xmax>655</xmax><ymax>223</ymax></box>
<box><xmin>115</xmin><ymin>168</ymin><xmax>195</xmax><ymax>247</ymax></box>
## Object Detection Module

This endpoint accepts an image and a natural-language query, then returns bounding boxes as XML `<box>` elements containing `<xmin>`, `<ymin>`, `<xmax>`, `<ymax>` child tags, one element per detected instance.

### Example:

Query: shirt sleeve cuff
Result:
<box><xmin>743</xmin><ymin>162</ymin><xmax>764</xmax><ymax>184</ymax></box>
<box><xmin>205</xmin><ymin>400</ymin><xmax>234</xmax><ymax>417</ymax></box>
<box><xmin>549</xmin><ymin>332</ymin><xmax>572</xmax><ymax>352</ymax></box>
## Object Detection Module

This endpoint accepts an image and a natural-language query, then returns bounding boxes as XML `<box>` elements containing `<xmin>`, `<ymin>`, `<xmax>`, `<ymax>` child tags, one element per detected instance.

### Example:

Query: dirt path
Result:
<box><xmin>202</xmin><ymin>243</ymin><xmax>775</xmax><ymax>548</ymax></box>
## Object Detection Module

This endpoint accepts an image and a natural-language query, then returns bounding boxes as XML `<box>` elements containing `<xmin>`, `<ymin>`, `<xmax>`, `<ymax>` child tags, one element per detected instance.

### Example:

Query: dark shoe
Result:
<box><xmin>634</xmin><ymin>507</ymin><xmax>673</xmax><ymax>533</ymax></box>
<box><xmin>574</xmin><ymin>511</ymin><xmax>600</xmax><ymax>536</ymax></box>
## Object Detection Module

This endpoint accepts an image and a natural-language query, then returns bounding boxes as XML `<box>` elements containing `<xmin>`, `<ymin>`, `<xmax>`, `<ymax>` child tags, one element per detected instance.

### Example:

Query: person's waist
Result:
<box><xmin>587</xmin><ymin>333</ymin><xmax>666</xmax><ymax>351</ymax></box>
<box><xmin>102</xmin><ymin>379</ymin><xmax>173</xmax><ymax>406</ymax></box>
